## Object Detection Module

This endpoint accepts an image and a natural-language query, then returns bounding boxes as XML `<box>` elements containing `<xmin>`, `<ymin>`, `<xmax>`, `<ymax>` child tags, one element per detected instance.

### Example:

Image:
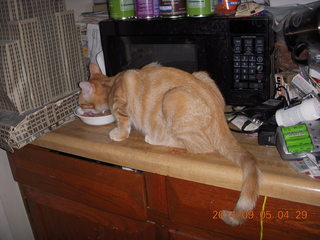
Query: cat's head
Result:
<box><xmin>78</xmin><ymin>63</ymin><xmax>112</xmax><ymax>112</ymax></box>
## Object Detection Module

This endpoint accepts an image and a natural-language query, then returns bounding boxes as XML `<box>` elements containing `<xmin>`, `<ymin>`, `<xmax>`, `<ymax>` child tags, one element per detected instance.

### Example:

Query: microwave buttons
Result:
<box><xmin>249</xmin><ymin>68</ymin><xmax>255</xmax><ymax>74</ymax></box>
<box><xmin>241</xmin><ymin>74</ymin><xmax>249</xmax><ymax>81</ymax></box>
<box><xmin>244</xmin><ymin>39</ymin><xmax>253</xmax><ymax>46</ymax></box>
<box><xmin>248</xmin><ymin>62</ymin><xmax>255</xmax><ymax>68</ymax></box>
<box><xmin>249</xmin><ymin>83</ymin><xmax>263</xmax><ymax>89</ymax></box>
<box><xmin>240</xmin><ymin>55</ymin><xmax>248</xmax><ymax>61</ymax></box>
<box><xmin>233</xmin><ymin>46</ymin><xmax>241</xmax><ymax>53</ymax></box>
<box><xmin>232</xmin><ymin>36</ymin><xmax>267</xmax><ymax>91</ymax></box>
<box><xmin>234</xmin><ymin>61</ymin><xmax>241</xmax><ymax>68</ymax></box>
<box><xmin>234</xmin><ymin>82</ymin><xmax>248</xmax><ymax>89</ymax></box>
<box><xmin>249</xmin><ymin>74</ymin><xmax>256</xmax><ymax>81</ymax></box>
<box><xmin>241</xmin><ymin>61</ymin><xmax>248</xmax><ymax>68</ymax></box>
<box><xmin>256</xmin><ymin>56</ymin><xmax>264</xmax><ymax>63</ymax></box>
<box><xmin>256</xmin><ymin>38</ymin><xmax>264</xmax><ymax>46</ymax></box>
<box><xmin>244</xmin><ymin>46</ymin><xmax>253</xmax><ymax>53</ymax></box>
<box><xmin>256</xmin><ymin>46</ymin><xmax>264</xmax><ymax>54</ymax></box>
<box><xmin>256</xmin><ymin>64</ymin><xmax>264</xmax><ymax>72</ymax></box>
<box><xmin>233</xmin><ymin>55</ymin><xmax>241</xmax><ymax>61</ymax></box>
<box><xmin>233</xmin><ymin>38</ymin><xmax>241</xmax><ymax>46</ymax></box>
<box><xmin>256</xmin><ymin>73</ymin><xmax>264</xmax><ymax>81</ymax></box>
<box><xmin>241</xmin><ymin>68</ymin><xmax>248</xmax><ymax>74</ymax></box>
<box><xmin>248</xmin><ymin>55</ymin><xmax>256</xmax><ymax>61</ymax></box>
<box><xmin>234</xmin><ymin>68</ymin><xmax>240</xmax><ymax>74</ymax></box>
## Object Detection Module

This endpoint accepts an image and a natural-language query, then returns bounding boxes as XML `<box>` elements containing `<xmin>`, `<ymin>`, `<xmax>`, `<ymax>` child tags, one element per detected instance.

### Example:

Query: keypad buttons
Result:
<box><xmin>234</xmin><ymin>82</ymin><xmax>248</xmax><ymax>89</ymax></box>
<box><xmin>241</xmin><ymin>55</ymin><xmax>248</xmax><ymax>61</ymax></box>
<box><xmin>249</xmin><ymin>74</ymin><xmax>256</xmax><ymax>81</ymax></box>
<box><xmin>241</xmin><ymin>68</ymin><xmax>248</xmax><ymax>74</ymax></box>
<box><xmin>256</xmin><ymin>56</ymin><xmax>264</xmax><ymax>63</ymax></box>
<box><xmin>241</xmin><ymin>75</ymin><xmax>249</xmax><ymax>81</ymax></box>
<box><xmin>241</xmin><ymin>61</ymin><xmax>248</xmax><ymax>68</ymax></box>
<box><xmin>256</xmin><ymin>74</ymin><xmax>264</xmax><ymax>80</ymax></box>
<box><xmin>234</xmin><ymin>61</ymin><xmax>241</xmax><ymax>67</ymax></box>
<box><xmin>256</xmin><ymin>64</ymin><xmax>264</xmax><ymax>72</ymax></box>
<box><xmin>244</xmin><ymin>39</ymin><xmax>253</xmax><ymax>46</ymax></box>
<box><xmin>249</xmin><ymin>62</ymin><xmax>255</xmax><ymax>67</ymax></box>
<box><xmin>234</xmin><ymin>46</ymin><xmax>241</xmax><ymax>53</ymax></box>
<box><xmin>233</xmin><ymin>38</ymin><xmax>241</xmax><ymax>46</ymax></box>
<box><xmin>256</xmin><ymin>46</ymin><xmax>264</xmax><ymax>54</ymax></box>
<box><xmin>232</xmin><ymin>36</ymin><xmax>265</xmax><ymax>89</ymax></box>
<box><xmin>248</xmin><ymin>55</ymin><xmax>256</xmax><ymax>61</ymax></box>
<box><xmin>249</xmin><ymin>83</ymin><xmax>263</xmax><ymax>89</ymax></box>
<box><xmin>234</xmin><ymin>55</ymin><xmax>241</xmax><ymax>61</ymax></box>
<box><xmin>249</xmin><ymin>68</ymin><xmax>255</xmax><ymax>74</ymax></box>
<box><xmin>244</xmin><ymin>46</ymin><xmax>253</xmax><ymax>53</ymax></box>
<box><xmin>256</xmin><ymin>38</ymin><xmax>264</xmax><ymax>46</ymax></box>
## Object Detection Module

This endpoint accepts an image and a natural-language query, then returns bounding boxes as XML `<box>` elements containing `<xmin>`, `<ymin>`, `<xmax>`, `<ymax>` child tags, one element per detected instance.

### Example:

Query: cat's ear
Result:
<box><xmin>79</xmin><ymin>81</ymin><xmax>94</xmax><ymax>98</ymax></box>
<box><xmin>89</xmin><ymin>63</ymin><xmax>101</xmax><ymax>76</ymax></box>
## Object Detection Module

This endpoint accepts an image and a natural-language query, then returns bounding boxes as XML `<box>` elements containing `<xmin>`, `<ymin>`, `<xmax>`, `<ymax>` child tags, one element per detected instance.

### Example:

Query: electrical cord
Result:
<box><xmin>226</xmin><ymin>108</ymin><xmax>263</xmax><ymax>134</ymax></box>
<box><xmin>226</xmin><ymin>98</ymin><xmax>285</xmax><ymax>134</ymax></box>
<box><xmin>260</xmin><ymin>196</ymin><xmax>268</xmax><ymax>240</ymax></box>
<box><xmin>275</xmin><ymin>85</ymin><xmax>291</xmax><ymax>106</ymax></box>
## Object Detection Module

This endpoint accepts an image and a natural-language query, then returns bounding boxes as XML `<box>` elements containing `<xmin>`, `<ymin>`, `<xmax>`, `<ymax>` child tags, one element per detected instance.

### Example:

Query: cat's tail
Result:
<box><xmin>217</xmin><ymin>130</ymin><xmax>261</xmax><ymax>226</ymax></box>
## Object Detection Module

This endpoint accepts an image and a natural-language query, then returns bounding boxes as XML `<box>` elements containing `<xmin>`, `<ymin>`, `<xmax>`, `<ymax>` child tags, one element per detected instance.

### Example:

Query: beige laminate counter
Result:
<box><xmin>32</xmin><ymin>119</ymin><xmax>320</xmax><ymax>207</ymax></box>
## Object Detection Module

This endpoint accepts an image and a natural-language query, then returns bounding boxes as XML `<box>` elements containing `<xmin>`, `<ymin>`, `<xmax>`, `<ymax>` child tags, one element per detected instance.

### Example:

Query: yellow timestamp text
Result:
<box><xmin>212</xmin><ymin>210</ymin><xmax>308</xmax><ymax>221</ymax></box>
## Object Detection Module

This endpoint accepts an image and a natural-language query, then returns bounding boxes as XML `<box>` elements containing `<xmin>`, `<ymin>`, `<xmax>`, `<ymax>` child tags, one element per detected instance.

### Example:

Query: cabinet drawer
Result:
<box><xmin>8</xmin><ymin>146</ymin><xmax>147</xmax><ymax>220</ymax></box>
<box><xmin>166</xmin><ymin>177</ymin><xmax>320</xmax><ymax>240</ymax></box>
<box><xmin>23</xmin><ymin>186</ymin><xmax>156</xmax><ymax>240</ymax></box>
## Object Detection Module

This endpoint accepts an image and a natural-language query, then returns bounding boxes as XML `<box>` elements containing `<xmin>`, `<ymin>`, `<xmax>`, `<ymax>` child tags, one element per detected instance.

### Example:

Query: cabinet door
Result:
<box><xmin>166</xmin><ymin>177</ymin><xmax>320</xmax><ymax>240</ymax></box>
<box><xmin>23</xmin><ymin>186</ymin><xmax>156</xmax><ymax>240</ymax></box>
<box><xmin>8</xmin><ymin>146</ymin><xmax>147</xmax><ymax>220</ymax></box>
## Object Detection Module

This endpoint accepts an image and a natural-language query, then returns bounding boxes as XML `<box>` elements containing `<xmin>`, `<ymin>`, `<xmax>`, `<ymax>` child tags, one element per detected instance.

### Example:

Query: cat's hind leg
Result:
<box><xmin>162</xmin><ymin>87</ymin><xmax>214</xmax><ymax>153</ymax></box>
<box><xmin>144</xmin><ymin>134</ymin><xmax>184</xmax><ymax>148</ymax></box>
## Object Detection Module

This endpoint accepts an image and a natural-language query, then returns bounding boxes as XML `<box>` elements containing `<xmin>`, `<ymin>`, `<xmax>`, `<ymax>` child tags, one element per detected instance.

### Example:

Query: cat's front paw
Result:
<box><xmin>145</xmin><ymin>135</ymin><xmax>153</xmax><ymax>144</ymax></box>
<box><xmin>109</xmin><ymin>127</ymin><xmax>128</xmax><ymax>141</ymax></box>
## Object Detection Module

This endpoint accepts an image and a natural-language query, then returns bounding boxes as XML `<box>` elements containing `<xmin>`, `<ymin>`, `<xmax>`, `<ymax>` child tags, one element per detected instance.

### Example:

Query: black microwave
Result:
<box><xmin>99</xmin><ymin>16</ymin><xmax>275</xmax><ymax>106</ymax></box>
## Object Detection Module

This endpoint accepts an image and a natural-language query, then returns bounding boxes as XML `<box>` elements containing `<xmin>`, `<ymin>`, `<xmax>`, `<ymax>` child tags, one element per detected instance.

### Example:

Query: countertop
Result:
<box><xmin>32</xmin><ymin>119</ymin><xmax>320</xmax><ymax>207</ymax></box>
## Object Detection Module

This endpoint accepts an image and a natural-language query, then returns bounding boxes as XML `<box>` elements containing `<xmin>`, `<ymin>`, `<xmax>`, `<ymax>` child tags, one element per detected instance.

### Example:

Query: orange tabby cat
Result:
<box><xmin>79</xmin><ymin>63</ymin><xmax>261</xmax><ymax>226</ymax></box>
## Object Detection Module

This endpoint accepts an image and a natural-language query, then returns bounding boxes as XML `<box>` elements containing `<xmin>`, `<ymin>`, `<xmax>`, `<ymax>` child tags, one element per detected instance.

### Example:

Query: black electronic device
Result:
<box><xmin>100</xmin><ymin>16</ymin><xmax>275</xmax><ymax>106</ymax></box>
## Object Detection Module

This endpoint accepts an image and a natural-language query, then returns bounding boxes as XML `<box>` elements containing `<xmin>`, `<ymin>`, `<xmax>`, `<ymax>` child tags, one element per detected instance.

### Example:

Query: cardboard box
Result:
<box><xmin>0</xmin><ymin>0</ymin><xmax>86</xmax><ymax>151</ymax></box>
<box><xmin>0</xmin><ymin>91</ymin><xmax>79</xmax><ymax>152</ymax></box>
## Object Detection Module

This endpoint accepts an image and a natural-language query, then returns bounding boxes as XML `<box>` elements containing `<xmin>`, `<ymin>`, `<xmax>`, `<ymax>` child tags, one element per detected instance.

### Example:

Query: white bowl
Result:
<box><xmin>74</xmin><ymin>106</ymin><xmax>115</xmax><ymax>126</ymax></box>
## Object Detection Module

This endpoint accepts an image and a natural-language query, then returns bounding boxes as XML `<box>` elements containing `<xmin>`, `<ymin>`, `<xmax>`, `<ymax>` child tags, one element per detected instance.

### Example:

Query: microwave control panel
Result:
<box><xmin>232</xmin><ymin>36</ymin><xmax>265</xmax><ymax>90</ymax></box>
<box><xmin>228</xmin><ymin>16</ymin><xmax>274</xmax><ymax>106</ymax></box>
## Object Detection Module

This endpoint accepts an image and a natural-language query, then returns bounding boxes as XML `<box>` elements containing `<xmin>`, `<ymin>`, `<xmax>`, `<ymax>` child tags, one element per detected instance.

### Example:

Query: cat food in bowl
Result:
<box><xmin>74</xmin><ymin>106</ymin><xmax>115</xmax><ymax>126</ymax></box>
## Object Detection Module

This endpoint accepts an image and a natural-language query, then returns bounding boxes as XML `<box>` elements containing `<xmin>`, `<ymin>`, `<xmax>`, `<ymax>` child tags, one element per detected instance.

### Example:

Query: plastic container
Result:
<box><xmin>159</xmin><ymin>0</ymin><xmax>186</xmax><ymax>18</ymax></box>
<box><xmin>275</xmin><ymin>97</ymin><xmax>320</xmax><ymax>127</ymax></box>
<box><xmin>108</xmin><ymin>0</ymin><xmax>135</xmax><ymax>19</ymax></box>
<box><xmin>186</xmin><ymin>0</ymin><xmax>211</xmax><ymax>17</ymax></box>
<box><xmin>135</xmin><ymin>0</ymin><xmax>160</xmax><ymax>18</ymax></box>
<box><xmin>214</xmin><ymin>0</ymin><xmax>240</xmax><ymax>15</ymax></box>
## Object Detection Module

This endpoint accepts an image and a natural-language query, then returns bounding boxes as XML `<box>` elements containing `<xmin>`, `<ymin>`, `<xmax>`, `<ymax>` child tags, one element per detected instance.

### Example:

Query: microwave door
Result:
<box><xmin>103</xmin><ymin>36</ymin><xmax>201</xmax><ymax>75</ymax></box>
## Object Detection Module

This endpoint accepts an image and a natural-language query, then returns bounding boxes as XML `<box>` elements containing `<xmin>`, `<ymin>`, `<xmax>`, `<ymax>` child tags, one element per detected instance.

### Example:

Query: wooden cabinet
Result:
<box><xmin>9</xmin><ymin>146</ymin><xmax>154</xmax><ymax>240</ymax></box>
<box><xmin>8</xmin><ymin>146</ymin><xmax>320</xmax><ymax>240</ymax></box>
<box><xmin>165</xmin><ymin>177</ymin><xmax>320</xmax><ymax>240</ymax></box>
